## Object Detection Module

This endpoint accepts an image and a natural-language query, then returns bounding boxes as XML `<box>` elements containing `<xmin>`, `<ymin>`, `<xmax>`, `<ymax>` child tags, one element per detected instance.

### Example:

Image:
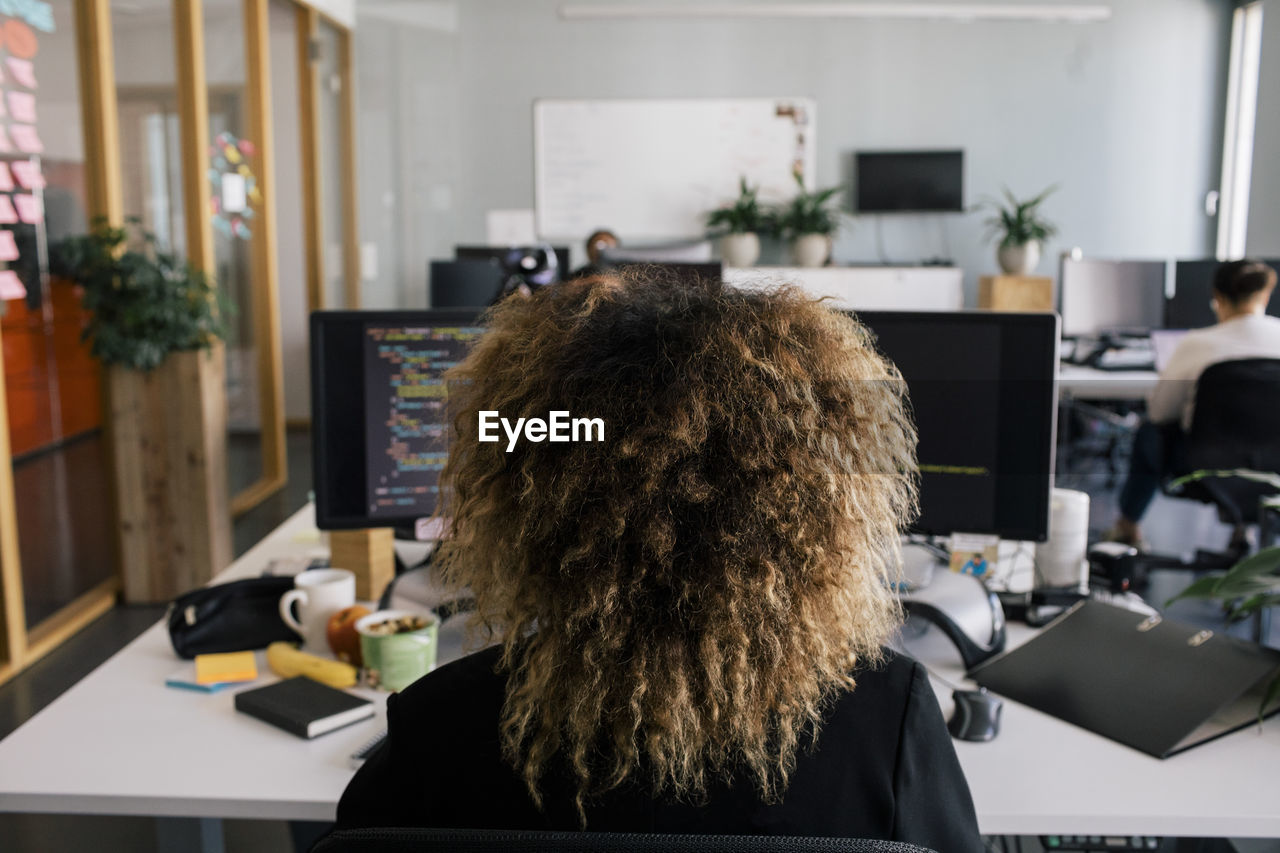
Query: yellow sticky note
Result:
<box><xmin>194</xmin><ymin>651</ymin><xmax>258</xmax><ymax>685</ymax></box>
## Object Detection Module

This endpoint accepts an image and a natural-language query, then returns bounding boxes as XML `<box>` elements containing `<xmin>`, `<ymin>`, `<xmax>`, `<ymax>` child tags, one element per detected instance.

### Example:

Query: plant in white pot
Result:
<box><xmin>706</xmin><ymin>176</ymin><xmax>767</xmax><ymax>267</ymax></box>
<box><xmin>980</xmin><ymin>185</ymin><xmax>1058</xmax><ymax>275</ymax></box>
<box><xmin>775</xmin><ymin>173</ymin><xmax>842</xmax><ymax>268</ymax></box>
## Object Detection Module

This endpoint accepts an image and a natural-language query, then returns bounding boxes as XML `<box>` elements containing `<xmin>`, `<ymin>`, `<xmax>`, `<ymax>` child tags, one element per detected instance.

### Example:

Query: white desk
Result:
<box><xmin>724</xmin><ymin>266</ymin><xmax>964</xmax><ymax>312</ymax></box>
<box><xmin>2</xmin><ymin>505</ymin><xmax>1279</xmax><ymax>840</ymax></box>
<box><xmin>0</xmin><ymin>506</ymin><xmax>379</xmax><ymax>824</ymax></box>
<box><xmin>1058</xmin><ymin>363</ymin><xmax>1159</xmax><ymax>401</ymax></box>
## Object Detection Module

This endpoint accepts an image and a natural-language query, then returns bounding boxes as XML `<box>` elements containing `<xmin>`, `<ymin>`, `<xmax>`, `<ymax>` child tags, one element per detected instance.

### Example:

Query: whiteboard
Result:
<box><xmin>534</xmin><ymin>98</ymin><xmax>817</xmax><ymax>242</ymax></box>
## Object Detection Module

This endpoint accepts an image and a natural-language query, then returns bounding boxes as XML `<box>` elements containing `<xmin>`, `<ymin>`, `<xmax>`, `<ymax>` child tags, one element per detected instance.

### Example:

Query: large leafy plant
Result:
<box><xmin>1166</xmin><ymin>468</ymin><xmax>1280</xmax><ymax>718</ymax></box>
<box><xmin>706</xmin><ymin>176</ymin><xmax>769</xmax><ymax>235</ymax></box>
<box><xmin>51</xmin><ymin>218</ymin><xmax>227</xmax><ymax>371</ymax></box>
<box><xmin>774</xmin><ymin>172</ymin><xmax>842</xmax><ymax>238</ymax></box>
<box><xmin>979</xmin><ymin>185</ymin><xmax>1059</xmax><ymax>249</ymax></box>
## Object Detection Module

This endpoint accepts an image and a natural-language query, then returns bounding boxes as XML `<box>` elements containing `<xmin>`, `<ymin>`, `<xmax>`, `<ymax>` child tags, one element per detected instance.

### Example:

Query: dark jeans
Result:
<box><xmin>1119</xmin><ymin>420</ymin><xmax>1190</xmax><ymax>522</ymax></box>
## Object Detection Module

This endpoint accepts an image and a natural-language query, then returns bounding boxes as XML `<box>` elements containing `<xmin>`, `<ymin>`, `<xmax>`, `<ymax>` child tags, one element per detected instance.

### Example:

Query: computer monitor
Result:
<box><xmin>1059</xmin><ymin>258</ymin><xmax>1167</xmax><ymax>336</ymax></box>
<box><xmin>613</xmin><ymin>260</ymin><xmax>723</xmax><ymax>283</ymax></box>
<box><xmin>854</xmin><ymin>150</ymin><xmax>964</xmax><ymax>213</ymax></box>
<box><xmin>853</xmin><ymin>310</ymin><xmax>1059</xmax><ymax>541</ymax></box>
<box><xmin>1167</xmin><ymin>258</ymin><xmax>1280</xmax><ymax>329</ymax></box>
<box><xmin>428</xmin><ymin>259</ymin><xmax>506</xmax><ymax>308</ymax></box>
<box><xmin>311</xmin><ymin>310</ymin><xmax>486</xmax><ymax>530</ymax></box>
<box><xmin>600</xmin><ymin>239</ymin><xmax>715</xmax><ymax>264</ymax></box>
<box><xmin>455</xmin><ymin>245</ymin><xmax>570</xmax><ymax>287</ymax></box>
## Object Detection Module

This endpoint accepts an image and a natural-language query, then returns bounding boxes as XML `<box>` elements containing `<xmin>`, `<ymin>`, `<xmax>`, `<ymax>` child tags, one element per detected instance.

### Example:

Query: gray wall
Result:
<box><xmin>359</xmin><ymin>0</ymin><xmax>1232</xmax><ymax>304</ymax></box>
<box><xmin>1247</xmin><ymin>0</ymin><xmax>1280</xmax><ymax>255</ymax></box>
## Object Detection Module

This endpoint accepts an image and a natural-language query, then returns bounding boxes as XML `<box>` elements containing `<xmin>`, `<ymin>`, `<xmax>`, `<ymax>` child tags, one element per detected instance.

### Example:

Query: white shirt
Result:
<box><xmin>1147</xmin><ymin>313</ymin><xmax>1280</xmax><ymax>430</ymax></box>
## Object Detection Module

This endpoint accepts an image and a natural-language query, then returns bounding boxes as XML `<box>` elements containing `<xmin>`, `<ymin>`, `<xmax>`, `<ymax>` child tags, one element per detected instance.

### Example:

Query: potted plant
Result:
<box><xmin>1167</xmin><ymin>468</ymin><xmax>1280</xmax><ymax>716</ymax></box>
<box><xmin>979</xmin><ymin>185</ymin><xmax>1058</xmax><ymax>275</ymax></box>
<box><xmin>775</xmin><ymin>172</ymin><xmax>842</xmax><ymax>268</ymax></box>
<box><xmin>51</xmin><ymin>218</ymin><xmax>233</xmax><ymax>602</ymax></box>
<box><xmin>706</xmin><ymin>177</ymin><xmax>767</xmax><ymax>267</ymax></box>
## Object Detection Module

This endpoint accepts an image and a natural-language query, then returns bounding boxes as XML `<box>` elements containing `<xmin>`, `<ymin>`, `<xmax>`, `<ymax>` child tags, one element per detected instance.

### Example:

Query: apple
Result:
<box><xmin>327</xmin><ymin>605</ymin><xmax>370</xmax><ymax>665</ymax></box>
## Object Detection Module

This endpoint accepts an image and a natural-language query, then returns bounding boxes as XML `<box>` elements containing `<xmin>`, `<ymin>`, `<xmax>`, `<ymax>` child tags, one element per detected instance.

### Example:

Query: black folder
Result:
<box><xmin>969</xmin><ymin>600</ymin><xmax>1280</xmax><ymax>758</ymax></box>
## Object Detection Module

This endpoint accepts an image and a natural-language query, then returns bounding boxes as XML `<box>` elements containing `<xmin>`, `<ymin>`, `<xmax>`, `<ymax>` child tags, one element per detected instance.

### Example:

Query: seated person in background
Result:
<box><xmin>567</xmin><ymin>228</ymin><xmax>619</xmax><ymax>279</ymax></box>
<box><xmin>334</xmin><ymin>272</ymin><xmax>983</xmax><ymax>850</ymax></box>
<box><xmin>1106</xmin><ymin>259</ymin><xmax>1280</xmax><ymax>547</ymax></box>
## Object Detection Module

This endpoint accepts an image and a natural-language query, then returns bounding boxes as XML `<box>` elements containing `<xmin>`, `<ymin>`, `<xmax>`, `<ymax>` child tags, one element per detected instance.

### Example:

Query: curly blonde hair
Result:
<box><xmin>435</xmin><ymin>269</ymin><xmax>918</xmax><ymax>820</ymax></box>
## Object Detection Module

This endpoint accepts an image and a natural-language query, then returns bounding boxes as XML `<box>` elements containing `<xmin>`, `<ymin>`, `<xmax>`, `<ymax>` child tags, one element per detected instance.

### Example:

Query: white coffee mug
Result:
<box><xmin>279</xmin><ymin>569</ymin><xmax>357</xmax><ymax>654</ymax></box>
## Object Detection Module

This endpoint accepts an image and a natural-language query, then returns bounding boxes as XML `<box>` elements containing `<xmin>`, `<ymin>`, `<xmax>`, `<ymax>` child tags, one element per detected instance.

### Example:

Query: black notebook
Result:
<box><xmin>234</xmin><ymin>676</ymin><xmax>375</xmax><ymax>739</ymax></box>
<box><xmin>970</xmin><ymin>600</ymin><xmax>1280</xmax><ymax>758</ymax></box>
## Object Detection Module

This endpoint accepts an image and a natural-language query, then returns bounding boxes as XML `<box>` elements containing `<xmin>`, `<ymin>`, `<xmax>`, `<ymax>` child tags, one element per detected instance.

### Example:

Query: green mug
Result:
<box><xmin>356</xmin><ymin>609</ymin><xmax>439</xmax><ymax>692</ymax></box>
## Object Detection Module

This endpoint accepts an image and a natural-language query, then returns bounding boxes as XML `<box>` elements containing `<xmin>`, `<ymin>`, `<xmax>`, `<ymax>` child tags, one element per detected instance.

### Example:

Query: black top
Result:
<box><xmin>335</xmin><ymin>646</ymin><xmax>983</xmax><ymax>852</ymax></box>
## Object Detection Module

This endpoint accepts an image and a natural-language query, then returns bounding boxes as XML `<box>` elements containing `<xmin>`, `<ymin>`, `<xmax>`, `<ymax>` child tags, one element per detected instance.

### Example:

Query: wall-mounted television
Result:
<box><xmin>854</xmin><ymin>150</ymin><xmax>964</xmax><ymax>213</ymax></box>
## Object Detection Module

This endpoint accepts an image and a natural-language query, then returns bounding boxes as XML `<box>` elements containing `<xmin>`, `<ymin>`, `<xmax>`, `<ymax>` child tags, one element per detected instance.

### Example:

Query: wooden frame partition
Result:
<box><xmin>297</xmin><ymin>5</ymin><xmax>361</xmax><ymax>314</ymax></box>
<box><xmin>0</xmin><ymin>0</ymin><xmax>360</xmax><ymax>681</ymax></box>
<box><xmin>0</xmin><ymin>0</ymin><xmax>127</xmax><ymax>688</ymax></box>
<box><xmin>229</xmin><ymin>0</ymin><xmax>288</xmax><ymax>516</ymax></box>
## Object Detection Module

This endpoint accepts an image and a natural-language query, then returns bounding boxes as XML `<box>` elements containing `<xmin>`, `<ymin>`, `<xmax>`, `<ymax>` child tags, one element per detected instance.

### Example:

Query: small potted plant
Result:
<box><xmin>51</xmin><ymin>218</ymin><xmax>233</xmax><ymax>602</ymax></box>
<box><xmin>775</xmin><ymin>172</ymin><xmax>842</xmax><ymax>268</ymax></box>
<box><xmin>980</xmin><ymin>185</ymin><xmax>1059</xmax><ymax>275</ymax></box>
<box><xmin>706</xmin><ymin>176</ymin><xmax>768</xmax><ymax>267</ymax></box>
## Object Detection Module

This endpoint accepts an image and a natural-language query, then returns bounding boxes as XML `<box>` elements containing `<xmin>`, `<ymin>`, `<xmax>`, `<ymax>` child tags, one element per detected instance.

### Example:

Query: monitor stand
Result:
<box><xmin>330</xmin><ymin>528</ymin><xmax>395</xmax><ymax>601</ymax></box>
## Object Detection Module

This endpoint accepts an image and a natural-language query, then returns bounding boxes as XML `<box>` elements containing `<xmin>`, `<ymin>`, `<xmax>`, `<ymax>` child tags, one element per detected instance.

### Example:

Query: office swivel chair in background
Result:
<box><xmin>1094</xmin><ymin>358</ymin><xmax>1280</xmax><ymax>599</ymax></box>
<box><xmin>1172</xmin><ymin>357</ymin><xmax>1280</xmax><ymax>550</ymax></box>
<box><xmin>313</xmin><ymin>828</ymin><xmax>936</xmax><ymax>853</ymax></box>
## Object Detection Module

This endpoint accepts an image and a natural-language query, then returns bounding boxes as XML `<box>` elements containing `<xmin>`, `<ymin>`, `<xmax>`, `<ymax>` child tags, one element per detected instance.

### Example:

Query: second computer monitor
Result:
<box><xmin>429</xmin><ymin>259</ymin><xmax>507</xmax><ymax>309</ymax></box>
<box><xmin>853</xmin><ymin>310</ymin><xmax>1059</xmax><ymax>542</ymax></box>
<box><xmin>1167</xmin><ymin>259</ymin><xmax>1280</xmax><ymax>329</ymax></box>
<box><xmin>1060</xmin><ymin>258</ymin><xmax>1167</xmax><ymax>336</ymax></box>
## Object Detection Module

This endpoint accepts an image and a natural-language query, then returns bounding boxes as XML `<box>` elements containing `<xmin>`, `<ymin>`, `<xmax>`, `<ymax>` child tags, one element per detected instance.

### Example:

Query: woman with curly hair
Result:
<box><xmin>335</xmin><ymin>271</ymin><xmax>983</xmax><ymax>850</ymax></box>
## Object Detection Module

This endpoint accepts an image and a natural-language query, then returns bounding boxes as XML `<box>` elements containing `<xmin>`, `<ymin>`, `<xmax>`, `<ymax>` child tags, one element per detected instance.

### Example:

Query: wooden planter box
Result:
<box><xmin>106</xmin><ymin>344</ymin><xmax>231</xmax><ymax>603</ymax></box>
<box><xmin>978</xmin><ymin>275</ymin><xmax>1055</xmax><ymax>313</ymax></box>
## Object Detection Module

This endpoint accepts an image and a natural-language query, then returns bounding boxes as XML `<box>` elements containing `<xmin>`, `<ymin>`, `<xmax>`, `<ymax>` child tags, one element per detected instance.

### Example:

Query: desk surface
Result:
<box><xmin>2</xmin><ymin>506</ymin><xmax>1279</xmax><ymax>836</ymax></box>
<box><xmin>1058</xmin><ymin>363</ymin><xmax>1158</xmax><ymax>401</ymax></box>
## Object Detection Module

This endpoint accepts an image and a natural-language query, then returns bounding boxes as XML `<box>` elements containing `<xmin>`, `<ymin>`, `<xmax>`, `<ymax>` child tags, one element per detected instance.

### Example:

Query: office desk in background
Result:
<box><xmin>724</xmin><ymin>266</ymin><xmax>964</xmax><ymax>312</ymax></box>
<box><xmin>1058</xmin><ymin>363</ymin><xmax>1159</xmax><ymax>401</ymax></box>
<box><xmin>1</xmin><ymin>505</ymin><xmax>1279</xmax><ymax>851</ymax></box>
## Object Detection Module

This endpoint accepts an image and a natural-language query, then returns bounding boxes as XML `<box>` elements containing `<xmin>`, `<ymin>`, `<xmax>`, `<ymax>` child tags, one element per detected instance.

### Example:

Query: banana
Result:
<box><xmin>266</xmin><ymin>642</ymin><xmax>358</xmax><ymax>689</ymax></box>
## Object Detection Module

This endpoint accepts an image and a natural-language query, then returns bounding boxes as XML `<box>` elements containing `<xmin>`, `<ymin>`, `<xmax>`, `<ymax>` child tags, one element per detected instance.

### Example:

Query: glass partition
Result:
<box><xmin>3</xmin><ymin>0</ymin><xmax>114</xmax><ymax>633</ymax></box>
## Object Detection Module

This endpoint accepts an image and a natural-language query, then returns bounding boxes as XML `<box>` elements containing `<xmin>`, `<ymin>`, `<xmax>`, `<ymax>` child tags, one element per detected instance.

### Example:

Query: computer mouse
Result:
<box><xmin>948</xmin><ymin>688</ymin><xmax>1003</xmax><ymax>742</ymax></box>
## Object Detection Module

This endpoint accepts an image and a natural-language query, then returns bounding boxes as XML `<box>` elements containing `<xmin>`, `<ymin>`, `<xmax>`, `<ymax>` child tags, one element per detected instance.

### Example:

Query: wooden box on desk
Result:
<box><xmin>979</xmin><ymin>275</ymin><xmax>1054</xmax><ymax>312</ymax></box>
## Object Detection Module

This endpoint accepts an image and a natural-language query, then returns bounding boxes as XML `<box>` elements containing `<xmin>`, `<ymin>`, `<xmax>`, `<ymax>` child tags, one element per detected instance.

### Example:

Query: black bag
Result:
<box><xmin>167</xmin><ymin>576</ymin><xmax>302</xmax><ymax>659</ymax></box>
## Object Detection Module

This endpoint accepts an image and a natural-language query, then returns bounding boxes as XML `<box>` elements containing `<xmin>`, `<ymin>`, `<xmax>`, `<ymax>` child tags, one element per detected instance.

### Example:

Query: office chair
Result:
<box><xmin>1172</xmin><ymin>358</ymin><xmax>1280</xmax><ymax>542</ymax></box>
<box><xmin>312</xmin><ymin>828</ymin><xmax>936</xmax><ymax>853</ymax></box>
<box><xmin>1092</xmin><ymin>358</ymin><xmax>1280</xmax><ymax>600</ymax></box>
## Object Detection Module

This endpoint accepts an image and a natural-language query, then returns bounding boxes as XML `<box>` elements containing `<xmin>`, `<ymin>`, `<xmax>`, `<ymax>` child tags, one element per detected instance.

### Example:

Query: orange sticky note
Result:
<box><xmin>194</xmin><ymin>651</ymin><xmax>258</xmax><ymax>685</ymax></box>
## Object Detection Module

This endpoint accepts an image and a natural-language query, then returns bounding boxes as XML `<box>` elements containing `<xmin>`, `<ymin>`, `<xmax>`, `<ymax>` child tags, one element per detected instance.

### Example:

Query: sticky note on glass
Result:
<box><xmin>13</xmin><ymin>193</ymin><xmax>41</xmax><ymax>224</ymax></box>
<box><xmin>194</xmin><ymin>651</ymin><xmax>258</xmax><ymax>685</ymax></box>
<box><xmin>0</xmin><ymin>270</ymin><xmax>26</xmax><ymax>301</ymax></box>
<box><xmin>0</xmin><ymin>196</ymin><xmax>18</xmax><ymax>225</ymax></box>
<box><xmin>10</xmin><ymin>160</ymin><xmax>42</xmax><ymax>190</ymax></box>
<box><xmin>10</xmin><ymin>125</ymin><xmax>42</xmax><ymax>154</ymax></box>
<box><xmin>0</xmin><ymin>230</ymin><xmax>18</xmax><ymax>262</ymax></box>
<box><xmin>6</xmin><ymin>57</ymin><xmax>36</xmax><ymax>89</ymax></box>
<box><xmin>6</xmin><ymin>91</ymin><xmax>35</xmax><ymax>124</ymax></box>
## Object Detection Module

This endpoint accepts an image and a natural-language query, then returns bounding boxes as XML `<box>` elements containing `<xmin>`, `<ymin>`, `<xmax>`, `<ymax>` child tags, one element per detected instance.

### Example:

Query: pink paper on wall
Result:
<box><xmin>6</xmin><ymin>91</ymin><xmax>35</xmax><ymax>124</ymax></box>
<box><xmin>0</xmin><ymin>196</ymin><xmax>19</xmax><ymax>225</ymax></box>
<box><xmin>13</xmin><ymin>193</ymin><xmax>42</xmax><ymax>224</ymax></box>
<box><xmin>9</xmin><ymin>125</ymin><xmax>42</xmax><ymax>154</ymax></box>
<box><xmin>0</xmin><ymin>270</ymin><xmax>25</xmax><ymax>301</ymax></box>
<box><xmin>10</xmin><ymin>160</ymin><xmax>43</xmax><ymax>190</ymax></box>
<box><xmin>0</xmin><ymin>127</ymin><xmax>12</xmax><ymax>154</ymax></box>
<box><xmin>0</xmin><ymin>164</ymin><xmax>14</xmax><ymax>193</ymax></box>
<box><xmin>0</xmin><ymin>230</ymin><xmax>18</xmax><ymax>262</ymax></box>
<box><xmin>5</xmin><ymin>57</ymin><xmax>36</xmax><ymax>89</ymax></box>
